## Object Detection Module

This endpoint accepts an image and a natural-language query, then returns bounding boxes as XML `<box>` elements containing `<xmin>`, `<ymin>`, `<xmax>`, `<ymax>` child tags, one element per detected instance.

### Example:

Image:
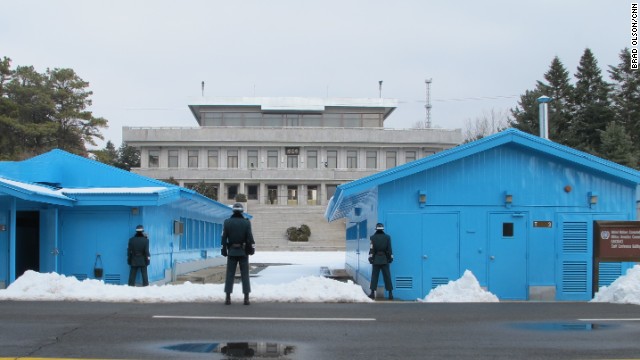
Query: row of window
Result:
<box><xmin>184</xmin><ymin>183</ymin><xmax>335</xmax><ymax>202</ymax></box>
<box><xmin>200</xmin><ymin>112</ymin><xmax>383</xmax><ymax>128</ymax></box>
<box><xmin>148</xmin><ymin>149</ymin><xmax>418</xmax><ymax>170</ymax></box>
<box><xmin>178</xmin><ymin>218</ymin><xmax>221</xmax><ymax>251</ymax></box>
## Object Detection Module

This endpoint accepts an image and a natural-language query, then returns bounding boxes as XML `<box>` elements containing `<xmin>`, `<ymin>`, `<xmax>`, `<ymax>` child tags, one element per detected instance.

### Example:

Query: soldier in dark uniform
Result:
<box><xmin>221</xmin><ymin>203</ymin><xmax>255</xmax><ymax>305</ymax></box>
<box><xmin>368</xmin><ymin>222</ymin><xmax>393</xmax><ymax>300</ymax></box>
<box><xmin>128</xmin><ymin>224</ymin><xmax>150</xmax><ymax>286</ymax></box>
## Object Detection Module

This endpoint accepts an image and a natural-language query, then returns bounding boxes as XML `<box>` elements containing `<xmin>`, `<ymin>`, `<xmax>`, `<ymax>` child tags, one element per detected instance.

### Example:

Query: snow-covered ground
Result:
<box><xmin>0</xmin><ymin>251</ymin><xmax>638</xmax><ymax>304</ymax></box>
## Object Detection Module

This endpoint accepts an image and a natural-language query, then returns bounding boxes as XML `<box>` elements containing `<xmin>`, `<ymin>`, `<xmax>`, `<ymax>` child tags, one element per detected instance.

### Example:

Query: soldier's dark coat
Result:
<box><xmin>222</xmin><ymin>212</ymin><xmax>255</xmax><ymax>295</ymax></box>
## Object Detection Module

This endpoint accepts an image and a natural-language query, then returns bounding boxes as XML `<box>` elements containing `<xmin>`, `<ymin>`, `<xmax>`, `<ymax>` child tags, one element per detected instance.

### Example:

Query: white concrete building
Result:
<box><xmin>123</xmin><ymin>97</ymin><xmax>462</xmax><ymax>250</ymax></box>
<box><xmin>123</xmin><ymin>97</ymin><xmax>462</xmax><ymax>208</ymax></box>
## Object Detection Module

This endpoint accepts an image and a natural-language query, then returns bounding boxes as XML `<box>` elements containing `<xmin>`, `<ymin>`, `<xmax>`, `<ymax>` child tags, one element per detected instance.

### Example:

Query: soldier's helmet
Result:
<box><xmin>232</xmin><ymin>203</ymin><xmax>244</xmax><ymax>213</ymax></box>
<box><xmin>135</xmin><ymin>224</ymin><xmax>144</xmax><ymax>232</ymax></box>
<box><xmin>375</xmin><ymin>223</ymin><xmax>384</xmax><ymax>231</ymax></box>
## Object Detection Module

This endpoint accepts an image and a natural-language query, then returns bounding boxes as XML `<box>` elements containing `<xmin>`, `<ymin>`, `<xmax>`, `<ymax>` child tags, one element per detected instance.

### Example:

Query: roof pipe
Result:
<box><xmin>537</xmin><ymin>96</ymin><xmax>552</xmax><ymax>140</ymax></box>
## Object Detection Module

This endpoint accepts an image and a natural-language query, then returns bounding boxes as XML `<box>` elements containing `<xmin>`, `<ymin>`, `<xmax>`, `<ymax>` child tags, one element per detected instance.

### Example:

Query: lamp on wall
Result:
<box><xmin>418</xmin><ymin>190</ymin><xmax>427</xmax><ymax>208</ymax></box>
<box><xmin>504</xmin><ymin>191</ymin><xmax>513</xmax><ymax>208</ymax></box>
<box><xmin>588</xmin><ymin>191</ymin><xmax>598</xmax><ymax>208</ymax></box>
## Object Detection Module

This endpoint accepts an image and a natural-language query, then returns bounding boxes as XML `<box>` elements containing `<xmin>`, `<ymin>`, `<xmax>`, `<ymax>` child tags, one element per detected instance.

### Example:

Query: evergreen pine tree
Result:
<box><xmin>536</xmin><ymin>56</ymin><xmax>574</xmax><ymax>143</ymax></box>
<box><xmin>599</xmin><ymin>121</ymin><xmax>638</xmax><ymax>168</ymax></box>
<box><xmin>608</xmin><ymin>48</ymin><xmax>640</xmax><ymax>157</ymax></box>
<box><xmin>569</xmin><ymin>48</ymin><xmax>614</xmax><ymax>153</ymax></box>
<box><xmin>509</xmin><ymin>89</ymin><xmax>543</xmax><ymax>135</ymax></box>
<box><xmin>91</xmin><ymin>140</ymin><xmax>118</xmax><ymax>166</ymax></box>
<box><xmin>116</xmin><ymin>142</ymin><xmax>141</xmax><ymax>171</ymax></box>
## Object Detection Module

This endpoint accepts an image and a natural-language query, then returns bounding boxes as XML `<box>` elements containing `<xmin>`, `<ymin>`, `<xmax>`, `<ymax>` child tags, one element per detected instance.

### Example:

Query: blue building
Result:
<box><xmin>0</xmin><ymin>149</ymin><xmax>233</xmax><ymax>288</ymax></box>
<box><xmin>325</xmin><ymin>129</ymin><xmax>640</xmax><ymax>301</ymax></box>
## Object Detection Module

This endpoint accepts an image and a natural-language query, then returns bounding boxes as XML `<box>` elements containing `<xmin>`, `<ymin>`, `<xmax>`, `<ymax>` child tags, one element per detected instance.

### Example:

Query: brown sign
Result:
<box><xmin>594</xmin><ymin>221</ymin><xmax>640</xmax><ymax>260</ymax></box>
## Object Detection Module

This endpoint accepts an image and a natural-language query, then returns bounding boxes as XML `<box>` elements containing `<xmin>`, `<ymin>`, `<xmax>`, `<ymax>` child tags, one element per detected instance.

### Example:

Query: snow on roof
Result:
<box><xmin>60</xmin><ymin>187</ymin><xmax>169</xmax><ymax>195</ymax></box>
<box><xmin>0</xmin><ymin>177</ymin><xmax>73</xmax><ymax>201</ymax></box>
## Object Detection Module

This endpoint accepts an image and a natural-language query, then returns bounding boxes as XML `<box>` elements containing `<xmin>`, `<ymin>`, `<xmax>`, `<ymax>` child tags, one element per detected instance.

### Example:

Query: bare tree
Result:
<box><xmin>463</xmin><ymin>108</ymin><xmax>511</xmax><ymax>143</ymax></box>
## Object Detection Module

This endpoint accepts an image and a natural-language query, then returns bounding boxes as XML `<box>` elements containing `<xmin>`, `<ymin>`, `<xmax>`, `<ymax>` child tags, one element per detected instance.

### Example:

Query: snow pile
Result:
<box><xmin>0</xmin><ymin>270</ymin><xmax>372</xmax><ymax>303</ymax></box>
<box><xmin>591</xmin><ymin>265</ymin><xmax>640</xmax><ymax>305</ymax></box>
<box><xmin>419</xmin><ymin>270</ymin><xmax>499</xmax><ymax>303</ymax></box>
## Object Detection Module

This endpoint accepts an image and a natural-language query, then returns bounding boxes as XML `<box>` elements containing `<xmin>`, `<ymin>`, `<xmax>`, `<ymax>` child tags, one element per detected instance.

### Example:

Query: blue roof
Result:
<box><xmin>325</xmin><ymin>129</ymin><xmax>640</xmax><ymax>221</ymax></box>
<box><xmin>0</xmin><ymin>149</ymin><xmax>233</xmax><ymax>218</ymax></box>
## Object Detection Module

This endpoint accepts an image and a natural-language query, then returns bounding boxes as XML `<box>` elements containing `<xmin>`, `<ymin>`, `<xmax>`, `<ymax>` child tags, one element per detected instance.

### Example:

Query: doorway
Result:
<box><xmin>16</xmin><ymin>211</ymin><xmax>40</xmax><ymax>277</ymax></box>
<box><xmin>488</xmin><ymin>212</ymin><xmax>527</xmax><ymax>299</ymax></box>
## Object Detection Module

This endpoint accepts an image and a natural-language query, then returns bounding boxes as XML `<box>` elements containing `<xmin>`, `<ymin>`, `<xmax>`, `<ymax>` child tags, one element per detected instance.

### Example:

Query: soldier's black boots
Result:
<box><xmin>388</xmin><ymin>291</ymin><xmax>393</xmax><ymax>300</ymax></box>
<box><xmin>225</xmin><ymin>293</ymin><xmax>231</xmax><ymax>305</ymax></box>
<box><xmin>244</xmin><ymin>294</ymin><xmax>250</xmax><ymax>305</ymax></box>
<box><xmin>368</xmin><ymin>290</ymin><xmax>375</xmax><ymax>300</ymax></box>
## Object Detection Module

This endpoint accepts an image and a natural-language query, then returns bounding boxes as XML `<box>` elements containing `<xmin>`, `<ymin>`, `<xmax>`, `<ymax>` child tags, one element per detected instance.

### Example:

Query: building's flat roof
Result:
<box><xmin>188</xmin><ymin>96</ymin><xmax>398</xmax><ymax>122</ymax></box>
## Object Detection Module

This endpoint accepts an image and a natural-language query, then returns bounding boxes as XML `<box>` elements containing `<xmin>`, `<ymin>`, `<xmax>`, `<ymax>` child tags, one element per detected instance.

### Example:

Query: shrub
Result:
<box><xmin>286</xmin><ymin>224</ymin><xmax>311</xmax><ymax>242</ymax></box>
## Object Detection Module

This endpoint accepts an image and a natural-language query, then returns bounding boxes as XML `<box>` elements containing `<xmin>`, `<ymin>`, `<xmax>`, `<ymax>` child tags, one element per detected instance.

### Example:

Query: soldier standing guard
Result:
<box><xmin>221</xmin><ymin>203</ymin><xmax>255</xmax><ymax>305</ymax></box>
<box><xmin>128</xmin><ymin>224</ymin><xmax>150</xmax><ymax>286</ymax></box>
<box><xmin>368</xmin><ymin>222</ymin><xmax>394</xmax><ymax>300</ymax></box>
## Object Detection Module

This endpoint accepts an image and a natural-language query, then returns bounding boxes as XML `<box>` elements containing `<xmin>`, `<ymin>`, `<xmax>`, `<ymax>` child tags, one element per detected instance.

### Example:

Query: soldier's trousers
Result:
<box><xmin>224</xmin><ymin>255</ymin><xmax>251</xmax><ymax>294</ymax></box>
<box><xmin>370</xmin><ymin>264</ymin><xmax>393</xmax><ymax>291</ymax></box>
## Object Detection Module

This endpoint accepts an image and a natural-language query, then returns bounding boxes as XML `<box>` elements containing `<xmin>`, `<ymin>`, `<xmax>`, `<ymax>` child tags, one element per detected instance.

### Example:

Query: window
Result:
<box><xmin>366</xmin><ymin>151</ymin><xmax>377</xmax><ymax>169</ymax></box>
<box><xmin>207</xmin><ymin>150</ymin><xmax>218</xmax><ymax>168</ymax></box>
<box><xmin>343</xmin><ymin>114</ymin><xmax>360</xmax><ymax>128</ymax></box>
<box><xmin>324</xmin><ymin>114</ymin><xmax>341</xmax><ymax>127</ymax></box>
<box><xmin>503</xmin><ymin>223</ymin><xmax>514</xmax><ymax>237</ymax></box>
<box><xmin>247</xmin><ymin>185</ymin><xmax>258</xmax><ymax>200</ymax></box>
<box><xmin>301</xmin><ymin>114</ymin><xmax>322</xmax><ymax>127</ymax></box>
<box><xmin>148</xmin><ymin>150</ymin><xmax>159</xmax><ymax>168</ymax></box>
<box><xmin>386</xmin><ymin>151</ymin><xmax>397</xmax><ymax>169</ymax></box>
<box><xmin>285</xmin><ymin>114</ymin><xmax>300</xmax><ymax>126</ymax></box>
<box><xmin>362</xmin><ymin>113</ymin><xmax>381</xmax><ymax>128</ymax></box>
<box><xmin>307</xmin><ymin>150</ymin><xmax>318</xmax><ymax>168</ymax></box>
<box><xmin>168</xmin><ymin>150</ymin><xmax>179</xmax><ymax>168</ymax></box>
<box><xmin>287</xmin><ymin>185</ymin><xmax>298</xmax><ymax>205</ymax></box>
<box><xmin>326</xmin><ymin>150</ymin><xmax>337</xmax><ymax>169</ymax></box>
<box><xmin>247</xmin><ymin>150</ymin><xmax>258</xmax><ymax>168</ymax></box>
<box><xmin>227</xmin><ymin>150</ymin><xmax>238</xmax><ymax>168</ymax></box>
<box><xmin>227</xmin><ymin>185</ymin><xmax>238</xmax><ymax>200</ymax></box>
<box><xmin>287</xmin><ymin>155</ymin><xmax>298</xmax><ymax>168</ymax></box>
<box><xmin>263</xmin><ymin>114</ymin><xmax>283</xmax><ymax>127</ymax></box>
<box><xmin>267</xmin><ymin>150</ymin><xmax>278</xmax><ymax>168</ymax></box>
<box><xmin>202</xmin><ymin>112</ymin><xmax>222</xmax><ymax>126</ymax></box>
<box><xmin>188</xmin><ymin>150</ymin><xmax>199</xmax><ymax>168</ymax></box>
<box><xmin>406</xmin><ymin>151</ymin><xmax>416</xmax><ymax>163</ymax></box>
<box><xmin>326</xmin><ymin>185</ymin><xmax>337</xmax><ymax>200</ymax></box>
<box><xmin>347</xmin><ymin>150</ymin><xmax>358</xmax><ymax>169</ymax></box>
<box><xmin>244</xmin><ymin>113</ymin><xmax>262</xmax><ymax>126</ymax></box>
<box><xmin>267</xmin><ymin>185</ymin><xmax>278</xmax><ymax>204</ymax></box>
<box><xmin>307</xmin><ymin>185</ymin><xmax>318</xmax><ymax>205</ymax></box>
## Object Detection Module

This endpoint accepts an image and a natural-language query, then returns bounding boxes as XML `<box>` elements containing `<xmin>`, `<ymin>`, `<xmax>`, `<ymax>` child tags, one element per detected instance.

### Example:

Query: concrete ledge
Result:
<box><xmin>529</xmin><ymin>286</ymin><xmax>556</xmax><ymax>301</ymax></box>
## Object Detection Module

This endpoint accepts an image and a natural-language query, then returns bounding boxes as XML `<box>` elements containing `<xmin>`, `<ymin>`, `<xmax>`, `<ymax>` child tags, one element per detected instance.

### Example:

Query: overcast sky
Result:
<box><xmin>1</xmin><ymin>1</ymin><xmax>630</xmax><ymax>148</ymax></box>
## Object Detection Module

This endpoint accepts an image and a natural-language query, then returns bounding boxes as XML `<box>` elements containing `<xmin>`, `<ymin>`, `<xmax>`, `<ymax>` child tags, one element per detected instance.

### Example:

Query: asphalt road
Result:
<box><xmin>1</xmin><ymin>301</ymin><xmax>640</xmax><ymax>359</ymax></box>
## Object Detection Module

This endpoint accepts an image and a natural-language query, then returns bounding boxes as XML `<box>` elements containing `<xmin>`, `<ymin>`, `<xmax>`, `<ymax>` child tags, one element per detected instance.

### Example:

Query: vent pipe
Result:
<box><xmin>537</xmin><ymin>95</ymin><xmax>552</xmax><ymax>139</ymax></box>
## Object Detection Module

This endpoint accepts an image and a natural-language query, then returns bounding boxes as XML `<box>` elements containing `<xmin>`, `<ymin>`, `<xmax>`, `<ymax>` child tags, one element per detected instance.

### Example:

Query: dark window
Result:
<box><xmin>503</xmin><ymin>222</ymin><xmax>514</xmax><ymax>237</ymax></box>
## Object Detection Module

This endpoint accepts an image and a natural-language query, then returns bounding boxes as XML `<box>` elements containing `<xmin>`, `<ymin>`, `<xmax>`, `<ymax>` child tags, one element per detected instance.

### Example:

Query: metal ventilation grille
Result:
<box><xmin>104</xmin><ymin>274</ymin><xmax>121</xmax><ymax>285</ymax></box>
<box><xmin>598</xmin><ymin>262</ymin><xmax>622</xmax><ymax>288</ymax></box>
<box><xmin>72</xmin><ymin>274</ymin><xmax>88</xmax><ymax>281</ymax></box>
<box><xmin>562</xmin><ymin>261</ymin><xmax>587</xmax><ymax>293</ymax></box>
<box><xmin>562</xmin><ymin>222</ymin><xmax>588</xmax><ymax>253</ymax></box>
<box><xmin>395</xmin><ymin>277</ymin><xmax>413</xmax><ymax>289</ymax></box>
<box><xmin>431</xmin><ymin>277</ymin><xmax>449</xmax><ymax>289</ymax></box>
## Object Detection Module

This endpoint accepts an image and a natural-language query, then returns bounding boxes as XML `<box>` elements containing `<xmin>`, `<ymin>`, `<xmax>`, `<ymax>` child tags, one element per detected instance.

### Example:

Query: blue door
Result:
<box><xmin>488</xmin><ymin>212</ymin><xmax>528</xmax><ymax>300</ymax></box>
<box><xmin>422</xmin><ymin>213</ymin><xmax>460</xmax><ymax>294</ymax></box>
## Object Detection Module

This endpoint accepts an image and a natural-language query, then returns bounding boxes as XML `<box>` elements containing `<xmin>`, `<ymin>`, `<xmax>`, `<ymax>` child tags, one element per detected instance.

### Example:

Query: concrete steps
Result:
<box><xmin>246</xmin><ymin>204</ymin><xmax>345</xmax><ymax>251</ymax></box>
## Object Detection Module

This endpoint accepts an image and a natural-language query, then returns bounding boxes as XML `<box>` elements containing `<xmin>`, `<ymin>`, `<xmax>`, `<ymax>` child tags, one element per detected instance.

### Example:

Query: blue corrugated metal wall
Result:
<box><xmin>345</xmin><ymin>143</ymin><xmax>638</xmax><ymax>301</ymax></box>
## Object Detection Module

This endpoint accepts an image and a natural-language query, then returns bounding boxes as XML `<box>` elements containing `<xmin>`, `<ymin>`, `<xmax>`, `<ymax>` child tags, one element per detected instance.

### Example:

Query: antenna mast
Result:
<box><xmin>425</xmin><ymin>79</ymin><xmax>432</xmax><ymax>128</ymax></box>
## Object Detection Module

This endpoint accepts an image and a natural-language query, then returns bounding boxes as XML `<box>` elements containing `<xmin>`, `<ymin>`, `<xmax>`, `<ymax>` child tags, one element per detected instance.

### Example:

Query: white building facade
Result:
<box><xmin>123</xmin><ymin>97</ymin><xmax>462</xmax><ymax>207</ymax></box>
